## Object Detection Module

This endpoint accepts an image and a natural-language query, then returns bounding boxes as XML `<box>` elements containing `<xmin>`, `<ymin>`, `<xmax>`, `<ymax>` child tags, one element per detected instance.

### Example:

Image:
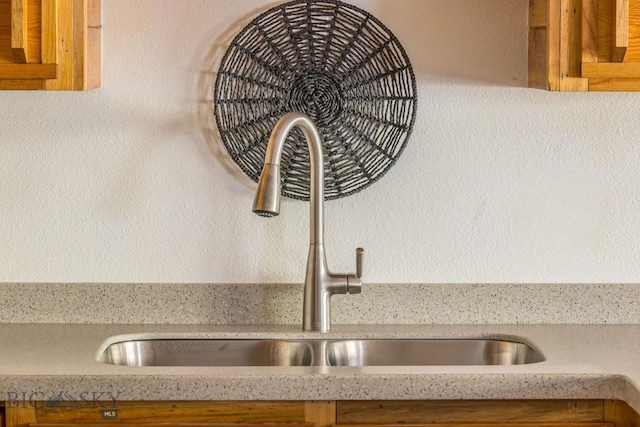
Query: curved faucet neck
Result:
<box><xmin>264</xmin><ymin>112</ymin><xmax>325</xmax><ymax>245</ymax></box>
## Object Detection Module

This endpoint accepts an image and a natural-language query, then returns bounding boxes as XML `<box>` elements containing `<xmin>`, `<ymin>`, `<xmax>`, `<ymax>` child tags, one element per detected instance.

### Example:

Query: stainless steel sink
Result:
<box><xmin>326</xmin><ymin>339</ymin><xmax>543</xmax><ymax>366</ymax></box>
<box><xmin>98</xmin><ymin>338</ymin><xmax>544</xmax><ymax>367</ymax></box>
<box><xmin>99</xmin><ymin>339</ymin><xmax>313</xmax><ymax>367</ymax></box>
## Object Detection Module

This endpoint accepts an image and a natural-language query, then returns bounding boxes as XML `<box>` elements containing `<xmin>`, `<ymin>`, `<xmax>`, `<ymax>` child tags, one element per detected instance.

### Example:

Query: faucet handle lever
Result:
<box><xmin>346</xmin><ymin>248</ymin><xmax>364</xmax><ymax>295</ymax></box>
<box><xmin>355</xmin><ymin>247</ymin><xmax>364</xmax><ymax>278</ymax></box>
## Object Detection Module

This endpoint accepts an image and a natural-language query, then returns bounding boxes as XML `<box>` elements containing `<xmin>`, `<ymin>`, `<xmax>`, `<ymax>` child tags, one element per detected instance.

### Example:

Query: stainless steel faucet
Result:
<box><xmin>252</xmin><ymin>112</ymin><xmax>364</xmax><ymax>332</ymax></box>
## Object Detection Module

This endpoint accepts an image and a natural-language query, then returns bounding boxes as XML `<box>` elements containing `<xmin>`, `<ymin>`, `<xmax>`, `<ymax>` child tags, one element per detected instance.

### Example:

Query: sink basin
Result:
<box><xmin>98</xmin><ymin>338</ymin><xmax>544</xmax><ymax>367</ymax></box>
<box><xmin>326</xmin><ymin>339</ymin><xmax>543</xmax><ymax>366</ymax></box>
<box><xmin>99</xmin><ymin>339</ymin><xmax>313</xmax><ymax>367</ymax></box>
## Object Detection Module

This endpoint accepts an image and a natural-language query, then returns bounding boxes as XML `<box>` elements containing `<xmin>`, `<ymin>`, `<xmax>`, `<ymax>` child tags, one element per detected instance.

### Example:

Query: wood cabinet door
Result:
<box><xmin>336</xmin><ymin>400</ymin><xmax>609</xmax><ymax>425</ymax></box>
<box><xmin>0</xmin><ymin>0</ymin><xmax>99</xmax><ymax>90</ymax></box>
<box><xmin>4</xmin><ymin>400</ymin><xmax>640</xmax><ymax>427</ymax></box>
<box><xmin>5</xmin><ymin>401</ymin><xmax>323</xmax><ymax>427</ymax></box>
<box><xmin>529</xmin><ymin>0</ymin><xmax>640</xmax><ymax>91</ymax></box>
<box><xmin>0</xmin><ymin>0</ymin><xmax>57</xmax><ymax>89</ymax></box>
<box><xmin>581</xmin><ymin>0</ymin><xmax>640</xmax><ymax>90</ymax></box>
<box><xmin>335</xmin><ymin>424</ymin><xmax>612</xmax><ymax>427</ymax></box>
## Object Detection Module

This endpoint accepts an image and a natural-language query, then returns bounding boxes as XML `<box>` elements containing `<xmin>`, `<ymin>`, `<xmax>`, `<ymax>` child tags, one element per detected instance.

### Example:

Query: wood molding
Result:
<box><xmin>10</xmin><ymin>0</ymin><xmax>28</xmax><ymax>62</ymax></box>
<box><xmin>0</xmin><ymin>62</ymin><xmax>57</xmax><ymax>78</ymax></box>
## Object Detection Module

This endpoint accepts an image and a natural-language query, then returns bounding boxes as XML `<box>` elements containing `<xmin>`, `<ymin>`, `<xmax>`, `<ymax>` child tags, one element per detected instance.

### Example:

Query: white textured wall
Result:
<box><xmin>1</xmin><ymin>0</ymin><xmax>640</xmax><ymax>284</ymax></box>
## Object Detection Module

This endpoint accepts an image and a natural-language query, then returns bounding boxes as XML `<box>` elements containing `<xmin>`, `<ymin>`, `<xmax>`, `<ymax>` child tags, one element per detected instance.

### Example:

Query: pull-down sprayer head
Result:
<box><xmin>252</xmin><ymin>163</ymin><xmax>281</xmax><ymax>217</ymax></box>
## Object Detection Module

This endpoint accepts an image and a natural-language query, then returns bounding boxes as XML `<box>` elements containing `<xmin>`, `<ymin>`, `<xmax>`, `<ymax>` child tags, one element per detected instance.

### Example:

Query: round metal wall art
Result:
<box><xmin>214</xmin><ymin>0</ymin><xmax>417</xmax><ymax>200</ymax></box>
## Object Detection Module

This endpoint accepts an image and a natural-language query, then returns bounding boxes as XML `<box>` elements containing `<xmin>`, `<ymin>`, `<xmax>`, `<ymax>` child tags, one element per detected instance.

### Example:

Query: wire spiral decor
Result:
<box><xmin>214</xmin><ymin>0</ymin><xmax>417</xmax><ymax>200</ymax></box>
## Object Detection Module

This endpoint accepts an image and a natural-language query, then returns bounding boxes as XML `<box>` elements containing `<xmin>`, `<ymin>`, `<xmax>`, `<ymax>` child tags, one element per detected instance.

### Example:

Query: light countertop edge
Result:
<box><xmin>1</xmin><ymin>324</ymin><xmax>639</xmax><ymax>411</ymax></box>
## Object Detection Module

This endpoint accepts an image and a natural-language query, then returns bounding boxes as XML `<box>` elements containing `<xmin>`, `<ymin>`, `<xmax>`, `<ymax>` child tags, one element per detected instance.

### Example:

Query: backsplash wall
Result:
<box><xmin>1</xmin><ymin>283</ymin><xmax>639</xmax><ymax>324</ymax></box>
<box><xmin>2</xmin><ymin>0</ymin><xmax>640</xmax><ymax>286</ymax></box>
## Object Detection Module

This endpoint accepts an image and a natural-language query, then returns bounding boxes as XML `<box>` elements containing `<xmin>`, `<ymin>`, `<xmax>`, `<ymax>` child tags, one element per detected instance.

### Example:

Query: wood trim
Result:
<box><xmin>597</xmin><ymin>0</ymin><xmax>615</xmax><ymax>62</ymax></box>
<box><xmin>528</xmin><ymin>0</ymin><xmax>550</xmax><ymax>89</ymax></box>
<box><xmin>306</xmin><ymin>401</ymin><xmax>336</xmax><ymax>427</ymax></box>
<box><xmin>10</xmin><ymin>0</ymin><xmax>28</xmax><ymax>62</ymax></box>
<box><xmin>582</xmin><ymin>0</ymin><xmax>598</xmax><ymax>63</ymax></box>
<box><xmin>612</xmin><ymin>0</ymin><xmax>629</xmax><ymax>61</ymax></box>
<box><xmin>560</xmin><ymin>0</ymin><xmax>589</xmax><ymax>90</ymax></box>
<box><xmin>42</xmin><ymin>0</ymin><xmax>100</xmax><ymax>90</ymax></box>
<box><xmin>548</xmin><ymin>0</ymin><xmax>562</xmax><ymax>90</ymax></box>
<box><xmin>72</xmin><ymin>0</ymin><xmax>85</xmax><ymax>90</ymax></box>
<box><xmin>530</xmin><ymin>0</ymin><xmax>548</xmax><ymax>28</ymax></box>
<box><xmin>34</xmin><ymin>401</ymin><xmax>307</xmax><ymax>424</ymax></box>
<box><xmin>0</xmin><ymin>63</ymin><xmax>57</xmax><ymax>78</ymax></box>
<box><xmin>603</xmin><ymin>398</ymin><xmax>640</xmax><ymax>425</ymax></box>
<box><xmin>40</xmin><ymin>0</ymin><xmax>58</xmax><ymax>64</ymax></box>
<box><xmin>4</xmin><ymin>404</ymin><xmax>37</xmax><ymax>427</ymax></box>
<box><xmin>561</xmin><ymin>76</ymin><xmax>589</xmax><ymax>90</ymax></box>
<box><xmin>582</xmin><ymin>61</ymin><xmax>640</xmax><ymax>77</ymax></box>
<box><xmin>333</xmin><ymin>424</ymin><xmax>613</xmax><ymax>427</ymax></box>
<box><xmin>628</xmin><ymin>0</ymin><xmax>640</xmax><ymax>62</ymax></box>
<box><xmin>0</xmin><ymin>79</ymin><xmax>45</xmax><ymax>89</ymax></box>
<box><xmin>1</xmin><ymin>0</ymin><xmax>99</xmax><ymax>90</ymax></box>
<box><xmin>32</xmin><ymin>424</ymin><xmax>313</xmax><ymax>427</ymax></box>
<box><xmin>336</xmin><ymin>400</ymin><xmax>606</xmax><ymax>424</ymax></box>
<box><xmin>4</xmin><ymin>401</ymin><xmax>639</xmax><ymax>427</ymax></box>
<box><xmin>530</xmin><ymin>0</ymin><xmax>640</xmax><ymax>91</ymax></box>
<box><xmin>589</xmin><ymin>77</ymin><xmax>640</xmax><ymax>90</ymax></box>
<box><xmin>85</xmin><ymin>0</ymin><xmax>100</xmax><ymax>89</ymax></box>
<box><xmin>72</xmin><ymin>0</ymin><xmax>100</xmax><ymax>90</ymax></box>
<box><xmin>25</xmin><ymin>0</ymin><xmax>42</xmax><ymax>64</ymax></box>
<box><xmin>45</xmin><ymin>0</ymin><xmax>72</xmax><ymax>89</ymax></box>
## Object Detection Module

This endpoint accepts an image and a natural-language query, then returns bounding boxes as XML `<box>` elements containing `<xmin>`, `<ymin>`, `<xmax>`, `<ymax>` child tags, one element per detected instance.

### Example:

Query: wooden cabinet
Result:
<box><xmin>4</xmin><ymin>401</ymin><xmax>332</xmax><ymax>427</ymax></box>
<box><xmin>0</xmin><ymin>0</ymin><xmax>100</xmax><ymax>90</ymax></box>
<box><xmin>336</xmin><ymin>400</ymin><xmax>615</xmax><ymax>426</ymax></box>
<box><xmin>529</xmin><ymin>0</ymin><xmax>640</xmax><ymax>91</ymax></box>
<box><xmin>3</xmin><ymin>400</ymin><xmax>640</xmax><ymax>427</ymax></box>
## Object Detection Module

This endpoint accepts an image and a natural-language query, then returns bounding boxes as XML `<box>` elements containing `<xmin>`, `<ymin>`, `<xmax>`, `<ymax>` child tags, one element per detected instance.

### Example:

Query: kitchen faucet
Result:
<box><xmin>252</xmin><ymin>112</ymin><xmax>364</xmax><ymax>332</ymax></box>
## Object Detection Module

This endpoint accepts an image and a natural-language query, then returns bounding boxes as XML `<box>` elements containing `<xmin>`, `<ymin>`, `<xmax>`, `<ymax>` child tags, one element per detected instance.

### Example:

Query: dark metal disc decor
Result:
<box><xmin>214</xmin><ymin>0</ymin><xmax>417</xmax><ymax>200</ymax></box>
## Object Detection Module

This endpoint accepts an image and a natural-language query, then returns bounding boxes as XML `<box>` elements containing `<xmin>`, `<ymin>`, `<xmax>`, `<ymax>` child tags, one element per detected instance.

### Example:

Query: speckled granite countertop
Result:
<box><xmin>0</xmin><ymin>324</ymin><xmax>639</xmax><ymax>411</ymax></box>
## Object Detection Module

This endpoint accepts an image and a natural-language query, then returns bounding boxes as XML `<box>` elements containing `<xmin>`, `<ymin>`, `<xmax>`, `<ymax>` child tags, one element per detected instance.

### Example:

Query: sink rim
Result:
<box><xmin>96</xmin><ymin>335</ymin><xmax>545</xmax><ymax>367</ymax></box>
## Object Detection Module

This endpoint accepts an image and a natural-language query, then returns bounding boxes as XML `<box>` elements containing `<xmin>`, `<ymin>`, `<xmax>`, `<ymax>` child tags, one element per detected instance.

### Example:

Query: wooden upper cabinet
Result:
<box><xmin>0</xmin><ymin>0</ymin><xmax>100</xmax><ymax>90</ymax></box>
<box><xmin>529</xmin><ymin>0</ymin><xmax>640</xmax><ymax>91</ymax></box>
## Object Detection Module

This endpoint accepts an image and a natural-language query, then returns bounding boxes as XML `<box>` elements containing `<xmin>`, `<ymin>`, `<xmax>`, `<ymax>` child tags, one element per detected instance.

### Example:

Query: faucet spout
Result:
<box><xmin>253</xmin><ymin>112</ymin><xmax>363</xmax><ymax>332</ymax></box>
<box><xmin>253</xmin><ymin>112</ymin><xmax>325</xmax><ymax>244</ymax></box>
